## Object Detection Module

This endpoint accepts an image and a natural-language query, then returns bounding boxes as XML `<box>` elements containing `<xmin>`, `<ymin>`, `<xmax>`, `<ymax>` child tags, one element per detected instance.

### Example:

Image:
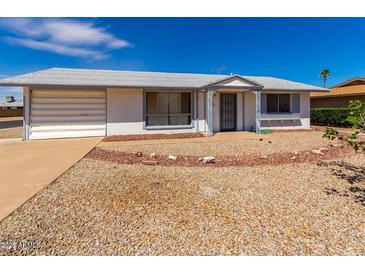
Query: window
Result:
<box><xmin>146</xmin><ymin>92</ymin><xmax>192</xmax><ymax>127</ymax></box>
<box><xmin>267</xmin><ymin>94</ymin><xmax>290</xmax><ymax>113</ymax></box>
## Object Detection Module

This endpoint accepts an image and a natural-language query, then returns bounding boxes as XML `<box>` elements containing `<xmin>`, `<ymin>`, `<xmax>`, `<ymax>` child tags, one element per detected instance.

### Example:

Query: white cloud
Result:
<box><xmin>0</xmin><ymin>18</ymin><xmax>132</xmax><ymax>60</ymax></box>
<box><xmin>6</xmin><ymin>37</ymin><xmax>108</xmax><ymax>60</ymax></box>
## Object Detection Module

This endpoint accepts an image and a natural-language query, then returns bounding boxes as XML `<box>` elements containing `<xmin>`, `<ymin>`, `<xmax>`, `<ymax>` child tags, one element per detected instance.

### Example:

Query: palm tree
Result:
<box><xmin>320</xmin><ymin>69</ymin><xmax>330</xmax><ymax>88</ymax></box>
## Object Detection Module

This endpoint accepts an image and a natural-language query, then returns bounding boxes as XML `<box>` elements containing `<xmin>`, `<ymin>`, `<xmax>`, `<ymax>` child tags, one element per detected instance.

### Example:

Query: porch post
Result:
<box><xmin>206</xmin><ymin>88</ymin><xmax>216</xmax><ymax>136</ymax></box>
<box><xmin>254</xmin><ymin>90</ymin><xmax>261</xmax><ymax>134</ymax></box>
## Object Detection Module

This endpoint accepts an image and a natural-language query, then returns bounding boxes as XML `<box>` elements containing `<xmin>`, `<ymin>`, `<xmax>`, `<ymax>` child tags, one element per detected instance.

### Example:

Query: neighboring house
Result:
<box><xmin>310</xmin><ymin>77</ymin><xmax>365</xmax><ymax>108</ymax></box>
<box><xmin>0</xmin><ymin>68</ymin><xmax>327</xmax><ymax>140</ymax></box>
<box><xmin>0</xmin><ymin>96</ymin><xmax>23</xmax><ymax>117</ymax></box>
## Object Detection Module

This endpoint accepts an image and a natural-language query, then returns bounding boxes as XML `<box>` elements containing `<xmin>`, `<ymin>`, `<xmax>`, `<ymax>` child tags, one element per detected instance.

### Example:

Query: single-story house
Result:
<box><xmin>311</xmin><ymin>77</ymin><xmax>365</xmax><ymax>108</ymax></box>
<box><xmin>0</xmin><ymin>68</ymin><xmax>327</xmax><ymax>140</ymax></box>
<box><xmin>0</xmin><ymin>96</ymin><xmax>23</xmax><ymax>117</ymax></box>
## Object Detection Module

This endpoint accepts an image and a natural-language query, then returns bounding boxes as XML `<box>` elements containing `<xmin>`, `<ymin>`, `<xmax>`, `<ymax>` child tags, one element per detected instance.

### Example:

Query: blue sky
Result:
<box><xmin>1</xmin><ymin>17</ymin><xmax>365</xmax><ymax>99</ymax></box>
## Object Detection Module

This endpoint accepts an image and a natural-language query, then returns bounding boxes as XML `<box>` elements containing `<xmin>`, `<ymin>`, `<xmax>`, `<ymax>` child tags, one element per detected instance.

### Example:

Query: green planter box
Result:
<box><xmin>259</xmin><ymin>129</ymin><xmax>272</xmax><ymax>134</ymax></box>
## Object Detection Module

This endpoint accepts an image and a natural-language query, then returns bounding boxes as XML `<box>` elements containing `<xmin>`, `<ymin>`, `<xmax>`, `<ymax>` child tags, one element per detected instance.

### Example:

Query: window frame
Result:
<box><xmin>144</xmin><ymin>90</ymin><xmax>194</xmax><ymax>129</ymax></box>
<box><xmin>266</xmin><ymin>93</ymin><xmax>291</xmax><ymax>114</ymax></box>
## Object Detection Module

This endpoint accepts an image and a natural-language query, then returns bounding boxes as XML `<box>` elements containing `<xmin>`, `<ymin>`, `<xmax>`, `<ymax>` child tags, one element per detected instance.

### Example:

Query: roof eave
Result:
<box><xmin>200</xmin><ymin>74</ymin><xmax>263</xmax><ymax>89</ymax></box>
<box><xmin>263</xmin><ymin>88</ymin><xmax>329</xmax><ymax>93</ymax></box>
<box><xmin>330</xmin><ymin>77</ymin><xmax>365</xmax><ymax>88</ymax></box>
<box><xmin>0</xmin><ymin>82</ymin><xmax>204</xmax><ymax>90</ymax></box>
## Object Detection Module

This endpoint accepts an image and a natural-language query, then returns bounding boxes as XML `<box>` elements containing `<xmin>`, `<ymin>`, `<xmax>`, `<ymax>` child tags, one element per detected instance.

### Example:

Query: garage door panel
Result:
<box><xmin>30</xmin><ymin>89</ymin><xmax>106</xmax><ymax>139</ymax></box>
<box><xmin>31</xmin><ymin>97</ymin><xmax>106</xmax><ymax>104</ymax></box>
<box><xmin>32</xmin><ymin>103</ymin><xmax>106</xmax><ymax>110</ymax></box>
<box><xmin>32</xmin><ymin>90</ymin><xmax>106</xmax><ymax>98</ymax></box>
<box><xmin>32</xmin><ymin>115</ymin><xmax>105</xmax><ymax>123</ymax></box>
<box><xmin>31</xmin><ymin>109</ymin><xmax>105</xmax><ymax>116</ymax></box>
<box><xmin>31</xmin><ymin>125</ymin><xmax>106</xmax><ymax>132</ymax></box>
<box><xmin>30</xmin><ymin>130</ymin><xmax>105</xmax><ymax>140</ymax></box>
<box><xmin>31</xmin><ymin>121</ymin><xmax>105</xmax><ymax>127</ymax></box>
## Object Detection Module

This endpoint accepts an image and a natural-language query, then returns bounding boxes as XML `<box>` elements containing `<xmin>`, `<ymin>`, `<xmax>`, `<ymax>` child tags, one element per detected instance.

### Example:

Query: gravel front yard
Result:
<box><xmin>1</xmin><ymin>152</ymin><xmax>365</xmax><ymax>255</ymax></box>
<box><xmin>100</xmin><ymin>131</ymin><xmax>330</xmax><ymax>157</ymax></box>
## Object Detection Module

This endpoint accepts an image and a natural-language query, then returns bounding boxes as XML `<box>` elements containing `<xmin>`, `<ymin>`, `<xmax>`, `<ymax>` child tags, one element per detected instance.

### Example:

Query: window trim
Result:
<box><xmin>266</xmin><ymin>93</ymin><xmax>292</xmax><ymax>114</ymax></box>
<box><xmin>143</xmin><ymin>90</ymin><xmax>194</xmax><ymax>129</ymax></box>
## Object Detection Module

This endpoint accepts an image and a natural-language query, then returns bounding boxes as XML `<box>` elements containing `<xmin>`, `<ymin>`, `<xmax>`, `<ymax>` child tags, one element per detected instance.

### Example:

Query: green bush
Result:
<box><xmin>311</xmin><ymin>108</ymin><xmax>351</xmax><ymax>127</ymax></box>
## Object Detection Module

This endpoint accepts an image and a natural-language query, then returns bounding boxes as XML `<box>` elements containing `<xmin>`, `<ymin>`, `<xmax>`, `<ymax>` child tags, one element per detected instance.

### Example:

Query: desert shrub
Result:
<box><xmin>311</xmin><ymin>108</ymin><xmax>351</xmax><ymax>127</ymax></box>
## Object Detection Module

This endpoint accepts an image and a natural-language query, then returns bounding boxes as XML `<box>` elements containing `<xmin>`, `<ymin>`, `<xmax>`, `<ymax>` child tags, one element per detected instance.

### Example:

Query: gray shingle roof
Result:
<box><xmin>0</xmin><ymin>68</ymin><xmax>328</xmax><ymax>91</ymax></box>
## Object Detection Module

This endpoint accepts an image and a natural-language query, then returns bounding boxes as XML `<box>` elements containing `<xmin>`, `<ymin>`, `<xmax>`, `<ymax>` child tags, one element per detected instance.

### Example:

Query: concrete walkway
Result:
<box><xmin>0</xmin><ymin>137</ymin><xmax>102</xmax><ymax>220</ymax></box>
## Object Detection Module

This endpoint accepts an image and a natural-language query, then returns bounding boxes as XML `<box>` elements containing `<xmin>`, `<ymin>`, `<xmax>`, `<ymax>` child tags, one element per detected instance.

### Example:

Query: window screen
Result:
<box><xmin>146</xmin><ymin>92</ymin><xmax>192</xmax><ymax>126</ymax></box>
<box><xmin>266</xmin><ymin>94</ymin><xmax>291</xmax><ymax>113</ymax></box>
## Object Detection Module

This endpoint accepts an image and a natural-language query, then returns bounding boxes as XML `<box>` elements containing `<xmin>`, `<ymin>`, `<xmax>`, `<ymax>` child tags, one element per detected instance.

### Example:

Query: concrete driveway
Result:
<box><xmin>0</xmin><ymin>137</ymin><xmax>102</xmax><ymax>220</ymax></box>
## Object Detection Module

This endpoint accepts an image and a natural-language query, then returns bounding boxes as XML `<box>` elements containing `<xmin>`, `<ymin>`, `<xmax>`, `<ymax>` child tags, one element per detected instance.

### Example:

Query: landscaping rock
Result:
<box><xmin>199</xmin><ymin>156</ymin><xmax>216</xmax><ymax>164</ymax></box>
<box><xmin>200</xmin><ymin>186</ymin><xmax>217</xmax><ymax>197</ymax></box>
<box><xmin>168</xmin><ymin>155</ymin><xmax>177</xmax><ymax>160</ymax></box>
<box><xmin>311</xmin><ymin>149</ymin><xmax>324</xmax><ymax>155</ymax></box>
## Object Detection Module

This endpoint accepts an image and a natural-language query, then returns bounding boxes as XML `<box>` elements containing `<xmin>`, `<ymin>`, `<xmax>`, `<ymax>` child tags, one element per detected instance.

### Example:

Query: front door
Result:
<box><xmin>220</xmin><ymin>93</ymin><xmax>237</xmax><ymax>131</ymax></box>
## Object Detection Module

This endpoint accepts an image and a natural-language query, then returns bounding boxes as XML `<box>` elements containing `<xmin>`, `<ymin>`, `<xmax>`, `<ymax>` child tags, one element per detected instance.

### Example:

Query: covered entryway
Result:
<box><xmin>30</xmin><ymin>89</ymin><xmax>106</xmax><ymax>139</ymax></box>
<box><xmin>220</xmin><ymin>93</ymin><xmax>237</xmax><ymax>131</ymax></box>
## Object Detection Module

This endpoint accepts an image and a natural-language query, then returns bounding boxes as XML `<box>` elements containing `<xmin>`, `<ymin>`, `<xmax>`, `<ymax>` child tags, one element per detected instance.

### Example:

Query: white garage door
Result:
<box><xmin>30</xmin><ymin>89</ymin><xmax>106</xmax><ymax>139</ymax></box>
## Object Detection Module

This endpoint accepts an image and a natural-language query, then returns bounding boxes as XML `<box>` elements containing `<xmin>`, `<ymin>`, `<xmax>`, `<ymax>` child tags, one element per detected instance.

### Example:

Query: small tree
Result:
<box><xmin>323</xmin><ymin>100</ymin><xmax>365</xmax><ymax>152</ymax></box>
<box><xmin>320</xmin><ymin>69</ymin><xmax>330</xmax><ymax>88</ymax></box>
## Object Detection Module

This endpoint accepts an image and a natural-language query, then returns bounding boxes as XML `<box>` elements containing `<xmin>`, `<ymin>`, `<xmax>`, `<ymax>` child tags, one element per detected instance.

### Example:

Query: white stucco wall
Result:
<box><xmin>106</xmin><ymin>88</ymin><xmax>199</xmax><ymax>135</ymax></box>
<box><xmin>236</xmin><ymin>93</ymin><xmax>244</xmax><ymax>131</ymax></box>
<box><xmin>23</xmin><ymin>87</ymin><xmax>30</xmax><ymax>140</ymax></box>
<box><xmin>260</xmin><ymin>92</ymin><xmax>311</xmax><ymax>130</ymax></box>
<box><xmin>213</xmin><ymin>92</ymin><xmax>220</xmax><ymax>132</ymax></box>
<box><xmin>106</xmin><ymin>89</ymin><xmax>311</xmax><ymax>135</ymax></box>
<box><xmin>107</xmin><ymin>88</ymin><xmax>144</xmax><ymax>135</ymax></box>
<box><xmin>23</xmin><ymin>86</ymin><xmax>313</xmax><ymax>139</ymax></box>
<box><xmin>197</xmin><ymin>92</ymin><xmax>206</xmax><ymax>131</ymax></box>
<box><xmin>244</xmin><ymin>91</ymin><xmax>256</xmax><ymax>131</ymax></box>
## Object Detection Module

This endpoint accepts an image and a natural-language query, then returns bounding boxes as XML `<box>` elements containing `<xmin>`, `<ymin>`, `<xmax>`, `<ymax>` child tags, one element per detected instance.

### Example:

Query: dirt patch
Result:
<box><xmin>103</xmin><ymin>132</ymin><xmax>204</xmax><ymax>142</ymax></box>
<box><xmin>87</xmin><ymin>143</ymin><xmax>354</xmax><ymax>168</ymax></box>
